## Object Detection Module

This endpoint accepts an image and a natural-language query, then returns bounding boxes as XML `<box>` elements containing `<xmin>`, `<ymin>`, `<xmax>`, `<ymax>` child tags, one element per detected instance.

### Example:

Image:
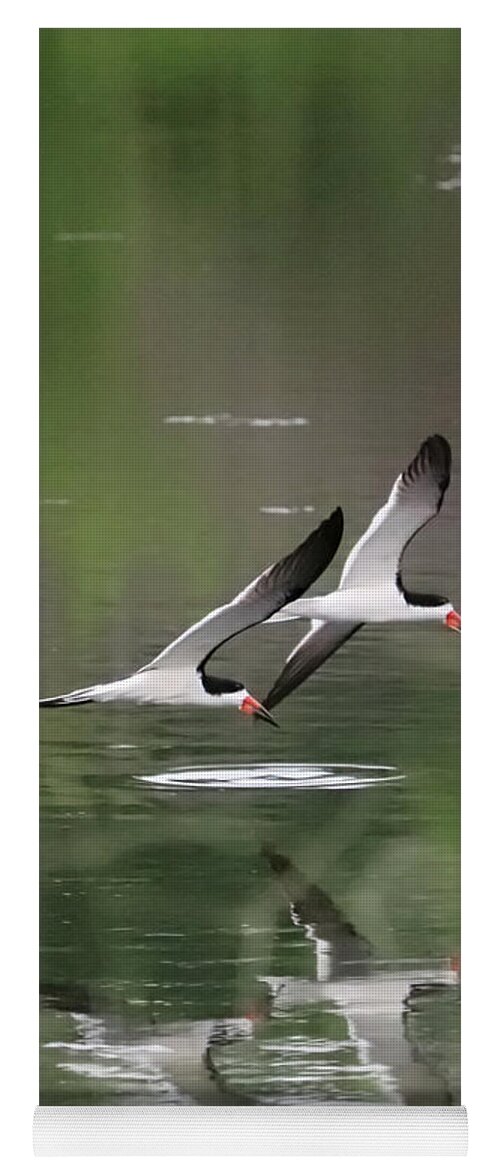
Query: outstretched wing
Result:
<box><xmin>140</xmin><ymin>508</ymin><xmax>344</xmax><ymax>674</ymax></box>
<box><xmin>263</xmin><ymin>620</ymin><xmax>362</xmax><ymax>710</ymax></box>
<box><xmin>339</xmin><ymin>435</ymin><xmax>452</xmax><ymax>592</ymax></box>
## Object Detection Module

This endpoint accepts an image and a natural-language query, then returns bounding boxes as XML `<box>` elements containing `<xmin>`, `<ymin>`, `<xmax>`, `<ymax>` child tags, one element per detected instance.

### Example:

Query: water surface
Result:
<box><xmin>40</xmin><ymin>29</ymin><xmax>460</xmax><ymax>1106</ymax></box>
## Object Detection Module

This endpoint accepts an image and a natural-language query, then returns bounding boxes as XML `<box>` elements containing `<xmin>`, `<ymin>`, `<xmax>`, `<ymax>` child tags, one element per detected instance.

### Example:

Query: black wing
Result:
<box><xmin>141</xmin><ymin>508</ymin><xmax>344</xmax><ymax>673</ymax></box>
<box><xmin>264</xmin><ymin>619</ymin><xmax>362</xmax><ymax>710</ymax></box>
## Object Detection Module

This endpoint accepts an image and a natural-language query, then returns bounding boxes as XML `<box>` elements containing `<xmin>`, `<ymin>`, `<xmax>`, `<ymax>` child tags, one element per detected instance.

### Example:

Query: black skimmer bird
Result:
<box><xmin>263</xmin><ymin>435</ymin><xmax>460</xmax><ymax>710</ymax></box>
<box><xmin>39</xmin><ymin>508</ymin><xmax>344</xmax><ymax>723</ymax></box>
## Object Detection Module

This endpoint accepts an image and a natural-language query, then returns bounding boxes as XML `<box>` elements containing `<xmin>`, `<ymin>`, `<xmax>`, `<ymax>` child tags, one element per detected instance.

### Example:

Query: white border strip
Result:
<box><xmin>34</xmin><ymin>1106</ymin><xmax>468</xmax><ymax>1157</ymax></box>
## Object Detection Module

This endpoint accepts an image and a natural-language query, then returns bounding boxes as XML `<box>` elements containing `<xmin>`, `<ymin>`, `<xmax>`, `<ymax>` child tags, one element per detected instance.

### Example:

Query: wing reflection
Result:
<box><xmin>260</xmin><ymin>846</ymin><xmax>459</xmax><ymax>1104</ymax></box>
<box><xmin>262</xmin><ymin>845</ymin><xmax>372</xmax><ymax>981</ymax></box>
<box><xmin>41</xmin><ymin>981</ymin><xmax>271</xmax><ymax>1105</ymax></box>
<box><xmin>41</xmin><ymin>849</ymin><xmax>458</xmax><ymax>1106</ymax></box>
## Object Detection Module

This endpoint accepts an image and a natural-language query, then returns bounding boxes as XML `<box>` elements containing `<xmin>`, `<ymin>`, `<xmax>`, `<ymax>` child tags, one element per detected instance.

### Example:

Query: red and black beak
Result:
<box><xmin>444</xmin><ymin>609</ymin><xmax>461</xmax><ymax>633</ymax></box>
<box><xmin>239</xmin><ymin>695</ymin><xmax>279</xmax><ymax>727</ymax></box>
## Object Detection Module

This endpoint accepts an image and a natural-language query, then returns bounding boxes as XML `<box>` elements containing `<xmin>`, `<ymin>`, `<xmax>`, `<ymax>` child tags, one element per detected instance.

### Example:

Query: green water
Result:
<box><xmin>40</xmin><ymin>29</ymin><xmax>460</xmax><ymax>1106</ymax></box>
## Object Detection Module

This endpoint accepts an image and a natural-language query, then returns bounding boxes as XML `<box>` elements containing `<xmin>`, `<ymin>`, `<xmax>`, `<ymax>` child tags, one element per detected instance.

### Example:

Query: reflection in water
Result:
<box><xmin>42</xmin><ymin>1006</ymin><xmax>259</xmax><ymax>1104</ymax></box>
<box><xmin>258</xmin><ymin>846</ymin><xmax>459</xmax><ymax>1104</ymax></box>
<box><xmin>40</xmin><ymin>745</ymin><xmax>458</xmax><ymax>1107</ymax></box>
<box><xmin>260</xmin><ymin>506</ymin><xmax>316</xmax><ymax>516</ymax></box>
<box><xmin>40</xmin><ymin>29</ymin><xmax>460</xmax><ymax>1108</ymax></box>
<box><xmin>261</xmin><ymin>845</ymin><xmax>372</xmax><ymax>979</ymax></box>
<box><xmin>136</xmin><ymin>762</ymin><xmax>403</xmax><ymax>791</ymax></box>
<box><xmin>41</xmin><ymin>848</ymin><xmax>459</xmax><ymax>1106</ymax></box>
<box><xmin>436</xmin><ymin>146</ymin><xmax>461</xmax><ymax>191</ymax></box>
<box><xmin>163</xmin><ymin>414</ymin><xmax>309</xmax><ymax>428</ymax></box>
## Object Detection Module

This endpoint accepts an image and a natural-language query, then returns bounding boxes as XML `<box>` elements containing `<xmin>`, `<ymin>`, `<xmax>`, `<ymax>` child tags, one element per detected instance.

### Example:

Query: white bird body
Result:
<box><xmin>275</xmin><ymin>590</ymin><xmax>451</xmax><ymax>626</ymax></box>
<box><xmin>62</xmin><ymin>670</ymin><xmax>247</xmax><ymax>708</ymax></box>
<box><xmin>263</xmin><ymin>435</ymin><xmax>460</xmax><ymax>711</ymax></box>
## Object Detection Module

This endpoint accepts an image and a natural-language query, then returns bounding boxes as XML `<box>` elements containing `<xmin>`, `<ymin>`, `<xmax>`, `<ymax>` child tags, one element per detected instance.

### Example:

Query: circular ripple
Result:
<box><xmin>135</xmin><ymin>762</ymin><xmax>403</xmax><ymax>792</ymax></box>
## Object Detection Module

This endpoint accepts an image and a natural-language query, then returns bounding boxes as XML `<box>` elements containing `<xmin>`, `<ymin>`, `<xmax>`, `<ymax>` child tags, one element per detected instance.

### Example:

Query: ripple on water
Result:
<box><xmin>163</xmin><ymin>413</ymin><xmax>309</xmax><ymax>428</ymax></box>
<box><xmin>260</xmin><ymin>505</ymin><xmax>315</xmax><ymax>515</ymax></box>
<box><xmin>134</xmin><ymin>762</ymin><xmax>403</xmax><ymax>792</ymax></box>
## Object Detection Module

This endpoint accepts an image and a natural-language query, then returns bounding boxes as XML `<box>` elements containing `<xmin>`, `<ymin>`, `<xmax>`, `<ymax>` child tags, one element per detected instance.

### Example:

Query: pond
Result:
<box><xmin>40</xmin><ymin>28</ymin><xmax>460</xmax><ymax>1107</ymax></box>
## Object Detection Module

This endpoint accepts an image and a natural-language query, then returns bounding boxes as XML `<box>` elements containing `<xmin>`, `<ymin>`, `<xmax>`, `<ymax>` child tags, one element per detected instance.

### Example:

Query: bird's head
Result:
<box><xmin>239</xmin><ymin>692</ymin><xmax>279</xmax><ymax>727</ymax></box>
<box><xmin>199</xmin><ymin>670</ymin><xmax>279</xmax><ymax>723</ymax></box>
<box><xmin>443</xmin><ymin>604</ymin><xmax>461</xmax><ymax>633</ymax></box>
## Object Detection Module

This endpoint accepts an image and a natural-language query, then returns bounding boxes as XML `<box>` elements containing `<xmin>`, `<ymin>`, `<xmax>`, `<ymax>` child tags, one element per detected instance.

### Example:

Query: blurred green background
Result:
<box><xmin>40</xmin><ymin>28</ymin><xmax>460</xmax><ymax>1105</ymax></box>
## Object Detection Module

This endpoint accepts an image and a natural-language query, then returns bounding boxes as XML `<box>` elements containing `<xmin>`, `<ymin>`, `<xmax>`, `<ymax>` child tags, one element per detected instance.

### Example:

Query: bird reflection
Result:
<box><xmin>41</xmin><ymin>851</ymin><xmax>458</xmax><ymax>1105</ymax></box>
<box><xmin>260</xmin><ymin>845</ymin><xmax>459</xmax><ymax>1104</ymax></box>
<box><xmin>261</xmin><ymin>844</ymin><xmax>372</xmax><ymax>981</ymax></box>
<box><xmin>41</xmin><ymin>979</ymin><xmax>274</xmax><ymax>1105</ymax></box>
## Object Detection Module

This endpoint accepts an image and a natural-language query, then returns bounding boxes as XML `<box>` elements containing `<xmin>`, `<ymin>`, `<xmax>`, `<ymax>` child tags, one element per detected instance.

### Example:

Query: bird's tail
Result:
<box><xmin>39</xmin><ymin>687</ymin><xmax>96</xmax><ymax>708</ymax></box>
